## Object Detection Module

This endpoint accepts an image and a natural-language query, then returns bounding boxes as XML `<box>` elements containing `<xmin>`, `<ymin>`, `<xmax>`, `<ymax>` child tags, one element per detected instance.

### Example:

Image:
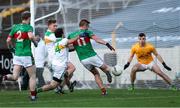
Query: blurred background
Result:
<box><xmin>0</xmin><ymin>0</ymin><xmax>180</xmax><ymax>90</ymax></box>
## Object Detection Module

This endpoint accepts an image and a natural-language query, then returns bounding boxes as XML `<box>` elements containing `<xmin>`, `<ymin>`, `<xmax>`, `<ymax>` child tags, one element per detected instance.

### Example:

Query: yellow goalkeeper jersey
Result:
<box><xmin>131</xmin><ymin>42</ymin><xmax>156</xmax><ymax>64</ymax></box>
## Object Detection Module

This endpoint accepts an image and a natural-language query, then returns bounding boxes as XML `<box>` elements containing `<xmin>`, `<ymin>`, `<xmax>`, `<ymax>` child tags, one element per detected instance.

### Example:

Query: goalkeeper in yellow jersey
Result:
<box><xmin>124</xmin><ymin>33</ymin><xmax>177</xmax><ymax>90</ymax></box>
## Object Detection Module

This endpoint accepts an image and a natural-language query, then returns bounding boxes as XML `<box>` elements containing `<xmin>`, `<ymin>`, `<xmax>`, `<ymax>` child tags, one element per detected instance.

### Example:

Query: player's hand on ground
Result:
<box><xmin>162</xmin><ymin>62</ymin><xmax>172</xmax><ymax>71</ymax></box>
<box><xmin>106</xmin><ymin>43</ymin><xmax>115</xmax><ymax>51</ymax></box>
<box><xmin>124</xmin><ymin>62</ymin><xmax>130</xmax><ymax>70</ymax></box>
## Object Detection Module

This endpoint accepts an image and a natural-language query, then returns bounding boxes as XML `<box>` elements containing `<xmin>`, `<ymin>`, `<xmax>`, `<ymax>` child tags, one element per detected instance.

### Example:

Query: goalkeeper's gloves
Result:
<box><xmin>124</xmin><ymin>62</ymin><xmax>130</xmax><ymax>70</ymax></box>
<box><xmin>162</xmin><ymin>62</ymin><xmax>172</xmax><ymax>71</ymax></box>
<box><xmin>106</xmin><ymin>43</ymin><xmax>115</xmax><ymax>51</ymax></box>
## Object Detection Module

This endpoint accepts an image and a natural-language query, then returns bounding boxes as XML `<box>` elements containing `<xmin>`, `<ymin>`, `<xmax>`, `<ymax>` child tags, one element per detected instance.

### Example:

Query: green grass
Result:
<box><xmin>0</xmin><ymin>89</ymin><xmax>180</xmax><ymax>107</ymax></box>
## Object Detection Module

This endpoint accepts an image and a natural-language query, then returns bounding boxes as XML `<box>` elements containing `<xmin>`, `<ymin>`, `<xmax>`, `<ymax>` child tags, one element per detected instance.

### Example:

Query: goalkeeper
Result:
<box><xmin>124</xmin><ymin>33</ymin><xmax>177</xmax><ymax>90</ymax></box>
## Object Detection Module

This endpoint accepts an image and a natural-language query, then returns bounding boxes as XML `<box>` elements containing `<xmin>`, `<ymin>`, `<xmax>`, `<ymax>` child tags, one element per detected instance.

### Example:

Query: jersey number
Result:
<box><xmin>77</xmin><ymin>38</ymin><xmax>86</xmax><ymax>46</ymax></box>
<box><xmin>17</xmin><ymin>31</ymin><xmax>23</xmax><ymax>42</ymax></box>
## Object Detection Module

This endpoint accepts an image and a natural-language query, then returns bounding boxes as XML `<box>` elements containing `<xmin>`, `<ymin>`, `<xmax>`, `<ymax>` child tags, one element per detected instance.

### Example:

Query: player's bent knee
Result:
<box><xmin>131</xmin><ymin>68</ymin><xmax>138</xmax><ymax>73</ymax></box>
<box><xmin>50</xmin><ymin>83</ymin><xmax>58</xmax><ymax>89</ymax></box>
<box><xmin>51</xmin><ymin>84</ymin><xmax>57</xmax><ymax>89</ymax></box>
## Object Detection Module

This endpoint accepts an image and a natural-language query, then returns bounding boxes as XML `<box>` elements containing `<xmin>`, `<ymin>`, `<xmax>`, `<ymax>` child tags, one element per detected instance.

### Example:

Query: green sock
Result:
<box><xmin>131</xmin><ymin>84</ymin><xmax>134</xmax><ymax>88</ymax></box>
<box><xmin>36</xmin><ymin>88</ymin><xmax>43</xmax><ymax>93</ymax></box>
<box><xmin>171</xmin><ymin>85</ymin><xmax>176</xmax><ymax>88</ymax></box>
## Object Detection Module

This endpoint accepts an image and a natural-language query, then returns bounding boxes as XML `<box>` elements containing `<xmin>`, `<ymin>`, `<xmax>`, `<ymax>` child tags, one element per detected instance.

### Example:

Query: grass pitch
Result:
<box><xmin>0</xmin><ymin>89</ymin><xmax>180</xmax><ymax>107</ymax></box>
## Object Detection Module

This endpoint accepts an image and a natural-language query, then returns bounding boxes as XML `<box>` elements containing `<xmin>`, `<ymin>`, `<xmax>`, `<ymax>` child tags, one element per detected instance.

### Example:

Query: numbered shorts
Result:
<box><xmin>139</xmin><ymin>61</ymin><xmax>155</xmax><ymax>71</ymax></box>
<box><xmin>13</xmin><ymin>56</ymin><xmax>34</xmax><ymax>68</ymax></box>
<box><xmin>80</xmin><ymin>55</ymin><xmax>104</xmax><ymax>71</ymax></box>
<box><xmin>52</xmin><ymin>65</ymin><xmax>66</xmax><ymax>83</ymax></box>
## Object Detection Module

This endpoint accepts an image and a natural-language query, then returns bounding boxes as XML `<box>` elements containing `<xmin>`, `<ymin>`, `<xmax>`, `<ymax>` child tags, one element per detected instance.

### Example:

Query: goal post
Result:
<box><xmin>30</xmin><ymin>0</ymin><xmax>63</xmax><ymax>56</ymax></box>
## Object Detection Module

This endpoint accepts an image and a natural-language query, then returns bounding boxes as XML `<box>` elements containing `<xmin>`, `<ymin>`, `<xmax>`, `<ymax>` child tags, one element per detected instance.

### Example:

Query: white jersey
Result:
<box><xmin>52</xmin><ymin>38</ymin><xmax>69</xmax><ymax>67</ymax></box>
<box><xmin>34</xmin><ymin>39</ymin><xmax>48</xmax><ymax>68</ymax></box>
<box><xmin>44</xmin><ymin>29</ymin><xmax>56</xmax><ymax>63</ymax></box>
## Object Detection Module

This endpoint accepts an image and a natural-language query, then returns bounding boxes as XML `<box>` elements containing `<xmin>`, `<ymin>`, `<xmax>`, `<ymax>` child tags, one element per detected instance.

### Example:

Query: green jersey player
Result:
<box><xmin>0</xmin><ymin>11</ymin><xmax>39</xmax><ymax>101</ymax></box>
<box><xmin>68</xmin><ymin>19</ymin><xmax>116</xmax><ymax>95</ymax></box>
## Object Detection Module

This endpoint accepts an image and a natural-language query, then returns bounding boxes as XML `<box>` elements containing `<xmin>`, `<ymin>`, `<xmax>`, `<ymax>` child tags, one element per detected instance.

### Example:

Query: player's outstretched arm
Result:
<box><xmin>28</xmin><ymin>32</ymin><xmax>40</xmax><ymax>47</ymax></box>
<box><xmin>153</xmin><ymin>49</ymin><xmax>172</xmax><ymax>71</ymax></box>
<box><xmin>67</xmin><ymin>36</ymin><xmax>79</xmax><ymax>44</ymax></box>
<box><xmin>91</xmin><ymin>35</ymin><xmax>115</xmax><ymax>51</ymax></box>
<box><xmin>162</xmin><ymin>62</ymin><xmax>172</xmax><ymax>71</ymax></box>
<box><xmin>157</xmin><ymin>54</ymin><xmax>172</xmax><ymax>71</ymax></box>
<box><xmin>124</xmin><ymin>53</ymin><xmax>134</xmax><ymax>70</ymax></box>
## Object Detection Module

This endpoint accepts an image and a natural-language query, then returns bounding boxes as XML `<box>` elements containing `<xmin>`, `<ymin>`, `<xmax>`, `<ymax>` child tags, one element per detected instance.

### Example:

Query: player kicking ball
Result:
<box><xmin>124</xmin><ymin>33</ymin><xmax>177</xmax><ymax>91</ymax></box>
<box><xmin>68</xmin><ymin>19</ymin><xmax>118</xmax><ymax>95</ymax></box>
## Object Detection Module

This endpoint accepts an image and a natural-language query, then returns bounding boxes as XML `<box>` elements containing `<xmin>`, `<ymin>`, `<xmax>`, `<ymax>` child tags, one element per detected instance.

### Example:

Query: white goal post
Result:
<box><xmin>30</xmin><ymin>0</ymin><xmax>63</xmax><ymax>56</ymax></box>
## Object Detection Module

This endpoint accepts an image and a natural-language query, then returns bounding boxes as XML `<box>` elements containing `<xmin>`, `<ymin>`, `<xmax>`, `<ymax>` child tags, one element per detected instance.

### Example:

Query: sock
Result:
<box><xmin>36</xmin><ymin>88</ymin><xmax>43</xmax><ymax>93</ymax></box>
<box><xmin>131</xmin><ymin>84</ymin><xmax>134</xmax><ymax>88</ymax></box>
<box><xmin>30</xmin><ymin>91</ymin><xmax>36</xmax><ymax>99</ymax></box>
<box><xmin>101</xmin><ymin>88</ymin><xmax>106</xmax><ymax>93</ymax></box>
<box><xmin>171</xmin><ymin>84</ymin><xmax>176</xmax><ymax>88</ymax></box>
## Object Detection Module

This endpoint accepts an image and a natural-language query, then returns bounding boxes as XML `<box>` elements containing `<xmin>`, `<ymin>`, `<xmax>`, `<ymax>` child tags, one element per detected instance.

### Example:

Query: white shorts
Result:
<box><xmin>52</xmin><ymin>65</ymin><xmax>66</xmax><ymax>82</ymax></box>
<box><xmin>13</xmin><ymin>56</ymin><xmax>34</xmax><ymax>68</ymax></box>
<box><xmin>139</xmin><ymin>61</ymin><xmax>155</xmax><ymax>71</ymax></box>
<box><xmin>80</xmin><ymin>55</ymin><xmax>104</xmax><ymax>71</ymax></box>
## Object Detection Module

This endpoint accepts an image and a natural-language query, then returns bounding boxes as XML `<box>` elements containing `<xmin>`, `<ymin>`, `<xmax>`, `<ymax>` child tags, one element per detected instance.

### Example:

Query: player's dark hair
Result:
<box><xmin>55</xmin><ymin>28</ymin><xmax>64</xmax><ymax>38</ymax></box>
<box><xmin>47</xmin><ymin>19</ymin><xmax>56</xmax><ymax>26</ymax></box>
<box><xmin>139</xmin><ymin>33</ymin><xmax>146</xmax><ymax>37</ymax></box>
<box><xmin>79</xmin><ymin>19</ymin><xmax>90</xmax><ymax>27</ymax></box>
<box><xmin>21</xmin><ymin>11</ymin><xmax>31</xmax><ymax>20</ymax></box>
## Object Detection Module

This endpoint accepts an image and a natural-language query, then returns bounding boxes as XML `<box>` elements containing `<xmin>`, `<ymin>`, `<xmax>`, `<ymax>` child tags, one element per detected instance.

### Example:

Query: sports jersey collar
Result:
<box><xmin>79</xmin><ymin>29</ymin><xmax>88</xmax><ymax>31</ymax></box>
<box><xmin>138</xmin><ymin>42</ymin><xmax>147</xmax><ymax>47</ymax></box>
<box><xmin>47</xmin><ymin>29</ymin><xmax>53</xmax><ymax>32</ymax></box>
<box><xmin>20</xmin><ymin>23</ymin><xmax>29</xmax><ymax>25</ymax></box>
